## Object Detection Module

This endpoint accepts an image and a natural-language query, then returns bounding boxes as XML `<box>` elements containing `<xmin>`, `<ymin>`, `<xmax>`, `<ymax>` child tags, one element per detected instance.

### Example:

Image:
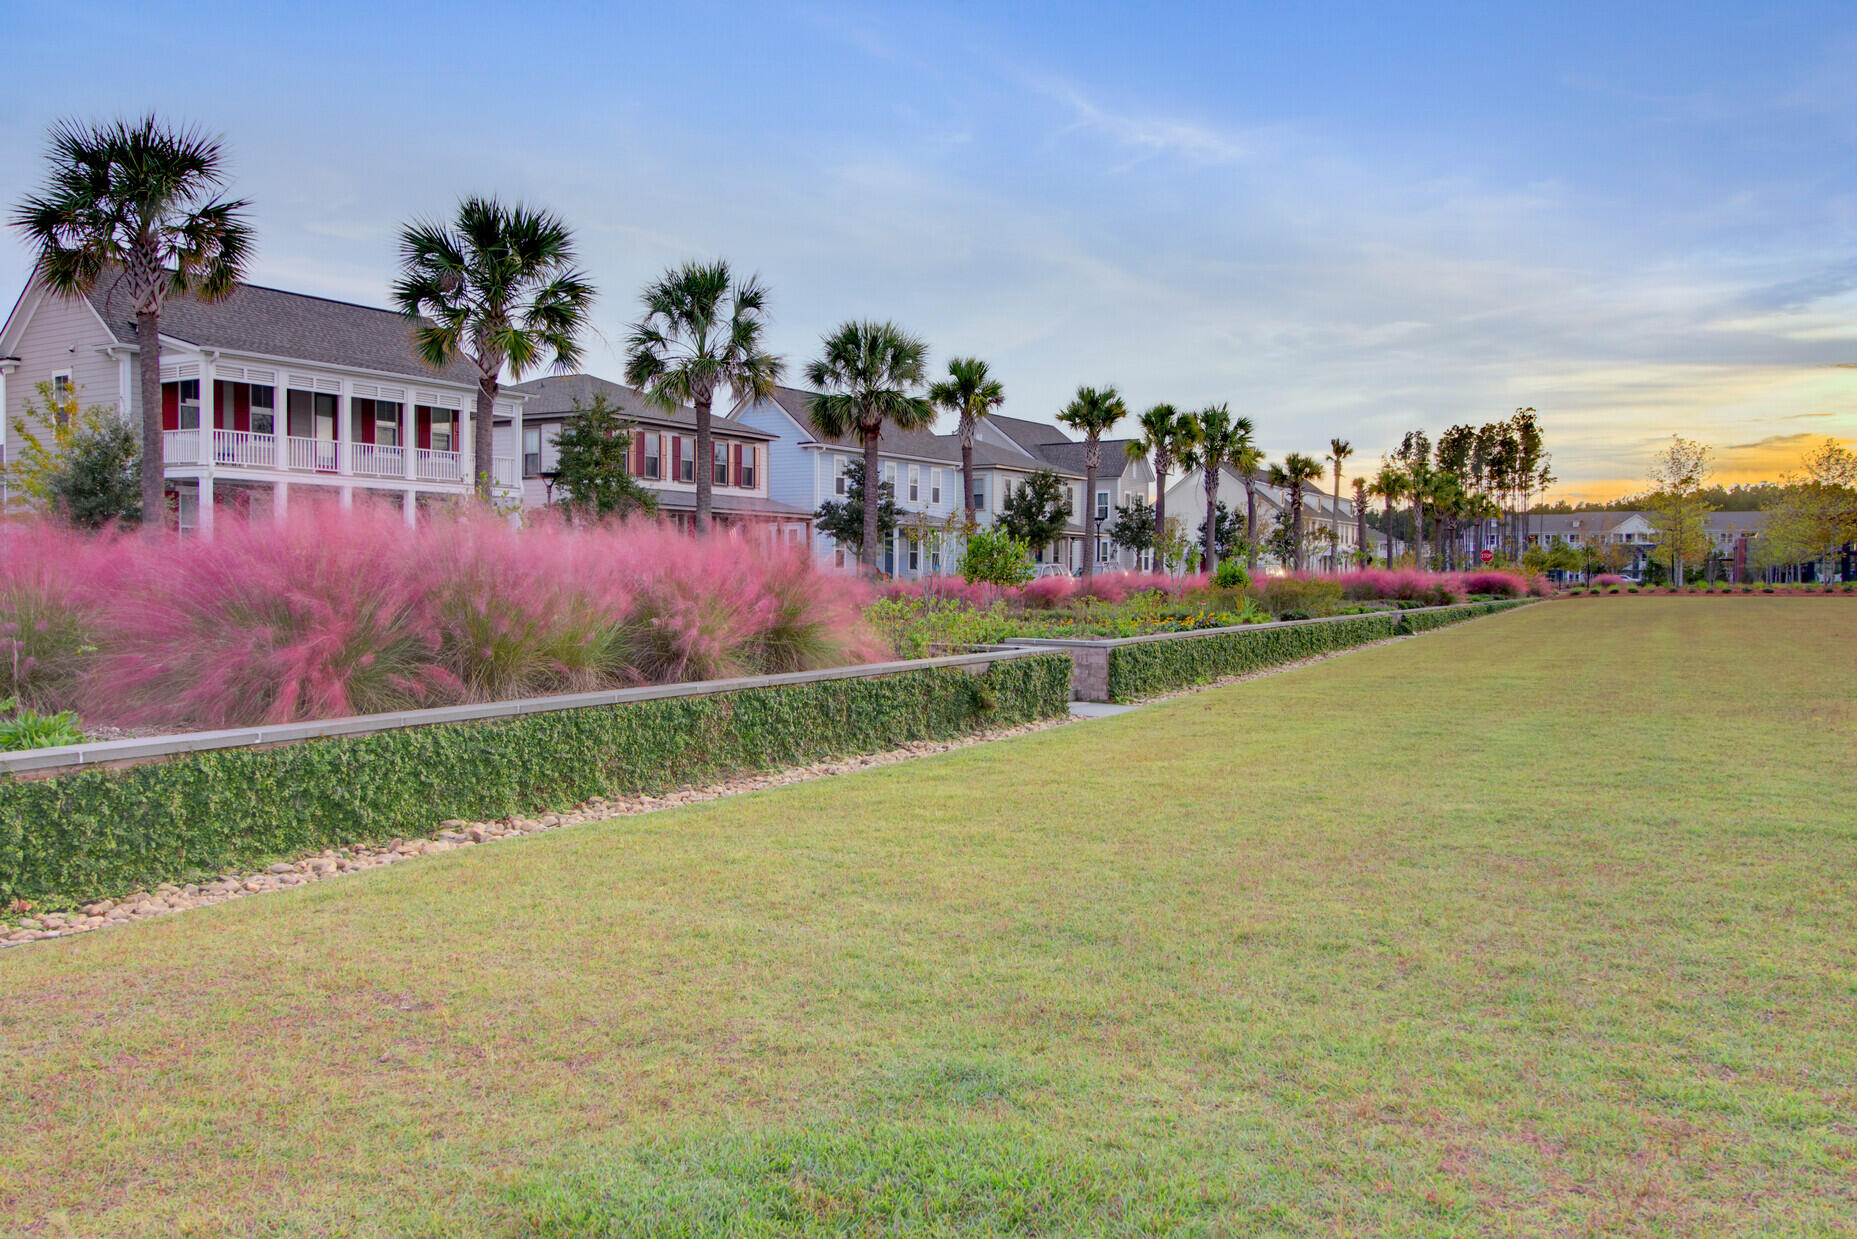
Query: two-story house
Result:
<box><xmin>975</xmin><ymin>415</ymin><xmax>1156</xmax><ymax>571</ymax></box>
<box><xmin>493</xmin><ymin>373</ymin><xmax>812</xmax><ymax>539</ymax></box>
<box><xmin>734</xmin><ymin>386</ymin><xmax>1095</xmax><ymax>577</ymax></box>
<box><xmin>0</xmin><ymin>267</ymin><xmax>523</xmax><ymax>531</ymax></box>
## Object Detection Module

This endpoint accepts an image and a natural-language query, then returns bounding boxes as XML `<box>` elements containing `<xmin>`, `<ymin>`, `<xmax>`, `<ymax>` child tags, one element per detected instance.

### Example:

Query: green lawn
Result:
<box><xmin>4</xmin><ymin>599</ymin><xmax>1854</xmax><ymax>1237</ymax></box>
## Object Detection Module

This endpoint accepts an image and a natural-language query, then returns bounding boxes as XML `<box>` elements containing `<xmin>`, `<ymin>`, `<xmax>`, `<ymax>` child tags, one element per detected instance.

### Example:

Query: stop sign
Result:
<box><xmin>1481</xmin><ymin>548</ymin><xmax>1494</xmax><ymax>563</ymax></box>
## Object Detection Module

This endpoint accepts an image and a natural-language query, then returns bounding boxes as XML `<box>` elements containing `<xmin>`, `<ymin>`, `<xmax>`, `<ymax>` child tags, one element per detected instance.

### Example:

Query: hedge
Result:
<box><xmin>0</xmin><ymin>654</ymin><xmax>1073</xmax><ymax>910</ymax></box>
<box><xmin>1105</xmin><ymin>600</ymin><xmax>1531</xmax><ymax>701</ymax></box>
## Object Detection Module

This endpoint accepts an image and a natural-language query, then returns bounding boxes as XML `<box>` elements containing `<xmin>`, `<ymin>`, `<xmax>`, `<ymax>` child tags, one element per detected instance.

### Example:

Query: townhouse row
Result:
<box><xmin>0</xmin><ymin>268</ymin><xmax>1154</xmax><ymax>574</ymax></box>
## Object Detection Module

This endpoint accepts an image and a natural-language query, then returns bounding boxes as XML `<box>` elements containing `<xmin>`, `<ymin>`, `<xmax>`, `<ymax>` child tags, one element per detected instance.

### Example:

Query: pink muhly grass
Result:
<box><xmin>1593</xmin><ymin>574</ymin><xmax>1627</xmax><ymax>588</ymax></box>
<box><xmin>89</xmin><ymin>503</ymin><xmax>458</xmax><ymax>728</ymax></box>
<box><xmin>1456</xmin><ymin>570</ymin><xmax>1527</xmax><ymax>598</ymax></box>
<box><xmin>0</xmin><ymin>522</ymin><xmax>125</xmax><ymax>710</ymax></box>
<box><xmin>1016</xmin><ymin>575</ymin><xmax>1079</xmax><ymax>609</ymax></box>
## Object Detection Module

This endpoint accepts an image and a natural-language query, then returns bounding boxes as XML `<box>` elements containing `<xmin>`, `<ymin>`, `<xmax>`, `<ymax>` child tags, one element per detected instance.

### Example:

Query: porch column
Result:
<box><xmin>198</xmin><ymin>475</ymin><xmax>215</xmax><ymax>538</ymax></box>
<box><xmin>460</xmin><ymin>396</ymin><xmax>475</xmax><ymax>488</ymax></box>
<box><xmin>336</xmin><ymin>383</ymin><xmax>353</xmax><ymax>477</ymax></box>
<box><xmin>276</xmin><ymin>382</ymin><xmax>291</xmax><ymax>470</ymax></box>
<box><xmin>275</xmin><ymin>480</ymin><xmax>290</xmax><ymax>524</ymax></box>
<box><xmin>0</xmin><ymin>360</ymin><xmax>11</xmax><ymax>505</ymax></box>
<box><xmin>198</xmin><ymin>354</ymin><xmax>217</xmax><ymax>486</ymax></box>
<box><xmin>402</xmin><ymin>488</ymin><xmax>416</xmax><ymax>527</ymax></box>
<box><xmin>340</xmin><ymin>485</ymin><xmax>353</xmax><ymax>509</ymax></box>
<box><xmin>510</xmin><ymin>398</ymin><xmax>523</xmax><ymax>500</ymax></box>
<box><xmin>403</xmin><ymin>400</ymin><xmax>416</xmax><ymax>481</ymax></box>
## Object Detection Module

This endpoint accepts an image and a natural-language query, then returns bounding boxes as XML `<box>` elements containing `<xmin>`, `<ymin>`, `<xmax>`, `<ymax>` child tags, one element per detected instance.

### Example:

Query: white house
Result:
<box><xmin>0</xmin><ymin>267</ymin><xmax>523</xmax><ymax>530</ymax></box>
<box><xmin>975</xmin><ymin>414</ymin><xmax>1157</xmax><ymax>571</ymax></box>
<box><xmin>734</xmin><ymin>387</ymin><xmax>1108</xmax><ymax>577</ymax></box>
<box><xmin>1163</xmin><ymin>466</ymin><xmax>1379</xmax><ymax>571</ymax></box>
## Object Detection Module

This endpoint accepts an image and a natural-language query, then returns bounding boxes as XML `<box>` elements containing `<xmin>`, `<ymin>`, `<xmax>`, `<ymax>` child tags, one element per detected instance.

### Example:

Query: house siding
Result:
<box><xmin>4</xmin><ymin>289</ymin><xmax>124</xmax><ymax>439</ymax></box>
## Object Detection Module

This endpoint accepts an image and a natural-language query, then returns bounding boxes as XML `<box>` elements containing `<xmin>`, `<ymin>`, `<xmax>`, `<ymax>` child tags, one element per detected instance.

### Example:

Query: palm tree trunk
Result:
<box><xmin>1332</xmin><ymin>470</ymin><xmax>1343</xmax><ymax>571</ymax></box>
<box><xmin>693</xmin><ymin>395</ymin><xmax>714</xmax><ymax>533</ymax></box>
<box><xmin>1244</xmin><ymin>481</ymin><xmax>1258</xmax><ymax>571</ymax></box>
<box><xmin>1153</xmin><ymin>459</ymin><xmax>1167</xmax><ymax>569</ymax></box>
<box><xmin>1083</xmin><ymin>460</ymin><xmax>1098</xmax><ymax>586</ymax></box>
<box><xmin>1383</xmin><ymin>498</ymin><xmax>1394</xmax><ymax>567</ymax></box>
<box><xmin>861</xmin><ymin>428</ymin><xmax>881</xmax><ymax>575</ymax></box>
<box><xmin>136</xmin><ymin>308</ymin><xmax>165</xmax><ymax>534</ymax></box>
<box><xmin>474</xmin><ymin>377</ymin><xmax>497</xmax><ymax>503</ymax></box>
<box><xmin>1413</xmin><ymin>499</ymin><xmax>1426</xmax><ymax>569</ymax></box>
<box><xmin>1203</xmin><ymin>469</ymin><xmax>1218</xmax><ymax>574</ymax></box>
<box><xmin>1292</xmin><ymin>491</ymin><xmax>1305</xmax><ymax>572</ymax></box>
<box><xmin>1356</xmin><ymin>503</ymin><xmax>1367</xmax><ymax>571</ymax></box>
<box><xmin>960</xmin><ymin>420</ymin><xmax>976</xmax><ymax>527</ymax></box>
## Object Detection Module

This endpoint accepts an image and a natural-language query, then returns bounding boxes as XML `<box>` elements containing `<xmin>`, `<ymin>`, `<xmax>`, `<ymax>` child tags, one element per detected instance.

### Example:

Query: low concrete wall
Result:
<box><xmin>0</xmin><ymin>648</ymin><xmax>1053</xmax><ymax>779</ymax></box>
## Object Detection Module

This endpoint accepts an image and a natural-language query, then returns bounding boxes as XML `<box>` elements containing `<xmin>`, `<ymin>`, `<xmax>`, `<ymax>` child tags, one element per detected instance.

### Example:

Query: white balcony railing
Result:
<box><xmin>211</xmin><ymin>429</ymin><xmax>275</xmax><ymax>468</ymax></box>
<box><xmin>162</xmin><ymin>429</ymin><xmax>204</xmax><ymax>465</ymax></box>
<box><xmin>491</xmin><ymin>455</ymin><xmax>519</xmax><ymax>487</ymax></box>
<box><xmin>348</xmin><ymin>441</ymin><xmax>407</xmax><ymax>478</ymax></box>
<box><xmin>287</xmin><ymin>435</ymin><xmax>340</xmax><ymax>473</ymax></box>
<box><xmin>415</xmin><ymin>448</ymin><xmax>464</xmax><ymax>482</ymax></box>
<box><xmin>158</xmin><ymin>429</ymin><xmax>472</xmax><ymax>487</ymax></box>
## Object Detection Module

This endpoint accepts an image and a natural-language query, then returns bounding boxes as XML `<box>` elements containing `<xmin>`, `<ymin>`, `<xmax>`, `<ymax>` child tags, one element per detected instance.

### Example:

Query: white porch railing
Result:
<box><xmin>348</xmin><ymin>442</ymin><xmax>406</xmax><ymax>478</ymax></box>
<box><xmin>415</xmin><ymin>448</ymin><xmax>464</xmax><ymax>482</ymax></box>
<box><xmin>212</xmin><ymin>429</ymin><xmax>274</xmax><ymax>468</ymax></box>
<box><xmin>287</xmin><ymin>436</ymin><xmax>340</xmax><ymax>473</ymax></box>
<box><xmin>162</xmin><ymin>429</ymin><xmax>203</xmax><ymax>465</ymax></box>
<box><xmin>492</xmin><ymin>455</ymin><xmax>519</xmax><ymax>487</ymax></box>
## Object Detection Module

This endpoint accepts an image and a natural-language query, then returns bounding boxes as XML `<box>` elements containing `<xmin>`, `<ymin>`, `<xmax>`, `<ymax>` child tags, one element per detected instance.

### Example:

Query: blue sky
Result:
<box><xmin>5</xmin><ymin>1</ymin><xmax>1854</xmax><ymax>497</ymax></box>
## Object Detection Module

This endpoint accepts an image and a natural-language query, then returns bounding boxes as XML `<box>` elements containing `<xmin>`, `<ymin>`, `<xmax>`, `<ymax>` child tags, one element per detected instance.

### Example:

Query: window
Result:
<box><xmin>883</xmin><ymin>462</ymin><xmax>897</xmax><ymax>494</ymax></box>
<box><xmin>523</xmin><ymin>427</ymin><xmax>542</xmax><ymax>477</ymax></box>
<box><xmin>973</xmin><ymin>479</ymin><xmax>986</xmax><ymax>512</ymax></box>
<box><xmin>740</xmin><ymin>444</ymin><xmax>755</xmax><ymax>488</ymax></box>
<box><xmin>177</xmin><ymin>378</ymin><xmax>201</xmax><ymax>430</ymax></box>
<box><xmin>678</xmin><ymin>437</ymin><xmax>695</xmax><ymax>482</ymax></box>
<box><xmin>1096</xmin><ymin>490</ymin><xmax>1110</xmax><ymax>522</ymax></box>
<box><xmin>250</xmin><ymin>384</ymin><xmax>275</xmax><ymax>436</ymax></box>
<box><xmin>713</xmin><ymin>441</ymin><xmax>728</xmax><ymax>486</ymax></box>
<box><xmin>429</xmin><ymin>409</ymin><xmax>454</xmax><ymax>452</ymax></box>
<box><xmin>834</xmin><ymin>456</ymin><xmax>849</xmax><ymax>495</ymax></box>
<box><xmin>50</xmin><ymin>372</ymin><xmax>74</xmax><ymax>429</ymax></box>
<box><xmin>930</xmin><ymin>469</ymin><xmax>942</xmax><ymax>505</ymax></box>
<box><xmin>907</xmin><ymin>537</ymin><xmax>920</xmax><ymax>572</ymax></box>
<box><xmin>1098</xmin><ymin>537</ymin><xmax>1111</xmax><ymax>564</ymax></box>
<box><xmin>929</xmin><ymin>546</ymin><xmax>942</xmax><ymax>573</ymax></box>
<box><xmin>908</xmin><ymin>465</ymin><xmax>920</xmax><ymax>503</ymax></box>
<box><xmin>642</xmin><ymin>432</ymin><xmax>660</xmax><ymax>480</ymax></box>
<box><xmin>376</xmin><ymin>401</ymin><xmax>402</xmax><ymax>448</ymax></box>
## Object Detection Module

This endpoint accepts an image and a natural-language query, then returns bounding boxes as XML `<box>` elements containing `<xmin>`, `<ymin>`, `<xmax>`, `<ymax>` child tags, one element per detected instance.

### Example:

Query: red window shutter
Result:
<box><xmin>632</xmin><ymin>431</ymin><xmax>645</xmax><ymax>476</ymax></box>
<box><xmin>417</xmin><ymin>405</ymin><xmax>431</xmax><ymax>449</ymax></box>
<box><xmin>671</xmin><ymin>435</ymin><xmax>682</xmax><ymax>479</ymax></box>
<box><xmin>233</xmin><ymin>384</ymin><xmax>251</xmax><ymax>433</ymax></box>
<box><xmin>162</xmin><ymin>384</ymin><xmax>179</xmax><ymax>431</ymax></box>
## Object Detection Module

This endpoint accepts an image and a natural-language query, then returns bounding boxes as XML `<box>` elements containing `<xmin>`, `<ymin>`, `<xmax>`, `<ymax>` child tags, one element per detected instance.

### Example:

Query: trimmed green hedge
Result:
<box><xmin>1106</xmin><ymin>601</ymin><xmax>1531</xmax><ymax>701</ymax></box>
<box><xmin>0</xmin><ymin>654</ymin><xmax>1072</xmax><ymax>910</ymax></box>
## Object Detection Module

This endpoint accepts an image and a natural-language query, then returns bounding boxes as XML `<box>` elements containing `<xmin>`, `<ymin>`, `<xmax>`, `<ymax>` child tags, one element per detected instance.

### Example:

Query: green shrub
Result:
<box><xmin>0</xmin><ymin>698</ymin><xmax>85</xmax><ymax>752</ymax></box>
<box><xmin>957</xmin><ymin>528</ymin><xmax>1034</xmax><ymax>586</ymax></box>
<box><xmin>1211</xmin><ymin>559</ymin><xmax>1250</xmax><ymax>590</ymax></box>
<box><xmin>0</xmin><ymin>655</ymin><xmax>1073</xmax><ymax>910</ymax></box>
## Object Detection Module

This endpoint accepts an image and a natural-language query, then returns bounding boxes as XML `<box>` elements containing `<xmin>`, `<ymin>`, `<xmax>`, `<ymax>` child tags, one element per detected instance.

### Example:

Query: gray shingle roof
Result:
<box><xmin>762</xmin><ymin>386</ymin><xmax>1075</xmax><ymax>475</ymax></box>
<box><xmin>82</xmin><ymin>271</ymin><xmax>480</xmax><ymax>385</ymax></box>
<box><xmin>505</xmin><ymin>373</ymin><xmax>775</xmax><ymax>439</ymax></box>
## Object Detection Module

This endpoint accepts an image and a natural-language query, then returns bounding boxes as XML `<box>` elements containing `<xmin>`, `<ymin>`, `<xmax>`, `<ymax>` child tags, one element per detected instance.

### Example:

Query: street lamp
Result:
<box><xmin>539</xmin><ymin>468</ymin><xmax>559</xmax><ymax>506</ymax></box>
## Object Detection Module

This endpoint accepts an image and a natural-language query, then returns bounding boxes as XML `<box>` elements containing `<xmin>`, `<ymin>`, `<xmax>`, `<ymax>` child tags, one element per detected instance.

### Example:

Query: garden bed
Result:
<box><xmin>0</xmin><ymin>649</ymin><xmax>1072</xmax><ymax>910</ymax></box>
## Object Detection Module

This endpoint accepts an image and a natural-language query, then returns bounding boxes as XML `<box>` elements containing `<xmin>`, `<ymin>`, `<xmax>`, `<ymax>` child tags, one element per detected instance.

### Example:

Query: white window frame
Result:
<box><xmin>713</xmin><ymin>441</ymin><xmax>729</xmax><ymax>486</ymax></box>
<box><xmin>740</xmin><ymin>444</ymin><xmax>756</xmax><ymax>489</ymax></box>
<box><xmin>908</xmin><ymin>465</ymin><xmax>920</xmax><ymax>503</ymax></box>
<box><xmin>930</xmin><ymin>468</ymin><xmax>942</xmax><ymax>505</ymax></box>
<box><xmin>376</xmin><ymin>402</ymin><xmax>402</xmax><ymax>449</ymax></box>
<box><xmin>1096</xmin><ymin>489</ymin><xmax>1110</xmax><ymax>522</ymax></box>
<box><xmin>523</xmin><ymin>426</ymin><xmax>543</xmax><ymax>477</ymax></box>
<box><xmin>176</xmin><ymin>378</ymin><xmax>202</xmax><ymax>431</ymax></box>
<box><xmin>834</xmin><ymin>456</ymin><xmax>850</xmax><ymax>495</ymax></box>
<box><xmin>250</xmin><ymin>384</ymin><xmax>276</xmax><ymax>436</ymax></box>
<box><xmin>643</xmin><ymin>432</ymin><xmax>661</xmax><ymax>481</ymax></box>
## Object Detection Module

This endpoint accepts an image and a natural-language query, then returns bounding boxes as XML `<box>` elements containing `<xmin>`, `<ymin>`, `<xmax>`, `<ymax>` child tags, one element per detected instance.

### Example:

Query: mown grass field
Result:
<box><xmin>3</xmin><ymin>598</ymin><xmax>1853</xmax><ymax>1237</ymax></box>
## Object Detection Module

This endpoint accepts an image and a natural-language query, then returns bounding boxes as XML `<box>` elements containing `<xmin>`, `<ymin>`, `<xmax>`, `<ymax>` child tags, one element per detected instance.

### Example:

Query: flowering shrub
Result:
<box><xmin>1335</xmin><ymin>568</ymin><xmax>1463</xmax><ymax>607</ymax></box>
<box><xmin>1456</xmin><ymin>571</ymin><xmax>1529</xmax><ymax>599</ymax></box>
<box><xmin>1018</xmin><ymin>574</ymin><xmax>1080</xmax><ymax>610</ymax></box>
<box><xmin>0</xmin><ymin>506</ymin><xmax>880</xmax><ymax>730</ymax></box>
<box><xmin>1592</xmin><ymin>574</ymin><xmax>1628</xmax><ymax>588</ymax></box>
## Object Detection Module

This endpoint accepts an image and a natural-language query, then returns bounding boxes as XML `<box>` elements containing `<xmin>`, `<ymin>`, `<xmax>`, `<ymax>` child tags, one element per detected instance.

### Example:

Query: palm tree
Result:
<box><xmin>806</xmin><ymin>322</ymin><xmax>934</xmax><ymax>575</ymax></box>
<box><xmin>11</xmin><ymin>115</ymin><xmax>254</xmax><ymax>531</ymax></box>
<box><xmin>1352</xmin><ymin>476</ymin><xmax>1370</xmax><ymax>569</ymax></box>
<box><xmin>1229</xmin><ymin>420</ymin><xmax>1264</xmax><ymax>572</ymax></box>
<box><xmin>1326</xmin><ymin>437</ymin><xmax>1353</xmax><ymax>571</ymax></box>
<box><xmin>927</xmin><ymin>357</ymin><xmax>1004</xmax><ymax>527</ymax></box>
<box><xmin>1184</xmin><ymin>404</ymin><xmax>1245</xmax><ymax>574</ymax></box>
<box><xmin>1125</xmin><ymin>403</ymin><xmax>1193</xmax><ymax>568</ymax></box>
<box><xmin>1369</xmin><ymin>464</ymin><xmax>1407</xmax><ymax>568</ymax></box>
<box><xmin>1269</xmin><ymin>452</ymin><xmax>1325</xmax><ymax>572</ymax></box>
<box><xmin>394</xmin><ymin>197</ymin><xmax>594</xmax><ymax>502</ymax></box>
<box><xmin>624</xmin><ymin>261</ymin><xmax>784</xmax><ymax>532</ymax></box>
<box><xmin>1407</xmin><ymin>459</ymin><xmax>1435</xmax><ymax>570</ymax></box>
<box><xmin>1056</xmin><ymin>385</ymin><xmax>1128</xmax><ymax>586</ymax></box>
